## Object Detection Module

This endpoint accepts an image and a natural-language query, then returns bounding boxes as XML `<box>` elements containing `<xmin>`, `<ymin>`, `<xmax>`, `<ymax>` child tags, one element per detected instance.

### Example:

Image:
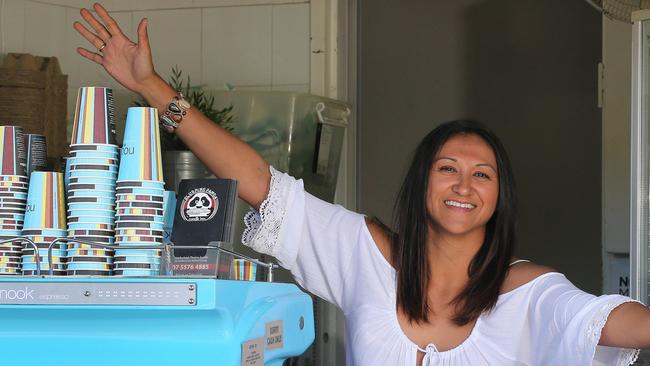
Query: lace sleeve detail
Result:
<box><xmin>588</xmin><ymin>298</ymin><xmax>641</xmax><ymax>365</ymax></box>
<box><xmin>241</xmin><ymin>166</ymin><xmax>297</xmax><ymax>257</ymax></box>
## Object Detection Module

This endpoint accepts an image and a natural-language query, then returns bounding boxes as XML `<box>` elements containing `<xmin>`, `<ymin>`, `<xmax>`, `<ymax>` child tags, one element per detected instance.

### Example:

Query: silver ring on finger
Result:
<box><xmin>98</xmin><ymin>42</ymin><xmax>106</xmax><ymax>52</ymax></box>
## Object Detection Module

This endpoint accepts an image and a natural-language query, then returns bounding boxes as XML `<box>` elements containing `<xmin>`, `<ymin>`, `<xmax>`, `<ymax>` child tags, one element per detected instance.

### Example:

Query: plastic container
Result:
<box><xmin>212</xmin><ymin>91</ymin><xmax>350</xmax><ymax>203</ymax></box>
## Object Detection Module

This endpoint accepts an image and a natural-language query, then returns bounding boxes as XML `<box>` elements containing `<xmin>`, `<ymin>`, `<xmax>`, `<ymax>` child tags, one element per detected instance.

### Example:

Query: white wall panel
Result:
<box><xmin>134</xmin><ymin>8</ymin><xmax>202</xmax><ymax>85</ymax></box>
<box><xmin>202</xmin><ymin>6</ymin><xmax>272</xmax><ymax>88</ymax></box>
<box><xmin>272</xmin><ymin>4</ymin><xmax>309</xmax><ymax>85</ymax></box>
<box><xmin>22</xmin><ymin>1</ymin><xmax>66</xmax><ymax>60</ymax></box>
<box><xmin>1</xmin><ymin>0</ymin><xmax>26</xmax><ymax>54</ymax></box>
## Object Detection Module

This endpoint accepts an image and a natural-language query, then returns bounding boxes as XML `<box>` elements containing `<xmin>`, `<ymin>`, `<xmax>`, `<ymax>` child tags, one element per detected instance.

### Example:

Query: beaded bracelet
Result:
<box><xmin>159</xmin><ymin>93</ymin><xmax>191</xmax><ymax>133</ymax></box>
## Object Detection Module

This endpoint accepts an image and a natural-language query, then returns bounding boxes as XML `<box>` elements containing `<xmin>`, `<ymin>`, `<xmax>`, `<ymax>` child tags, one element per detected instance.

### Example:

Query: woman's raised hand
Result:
<box><xmin>73</xmin><ymin>3</ymin><xmax>157</xmax><ymax>95</ymax></box>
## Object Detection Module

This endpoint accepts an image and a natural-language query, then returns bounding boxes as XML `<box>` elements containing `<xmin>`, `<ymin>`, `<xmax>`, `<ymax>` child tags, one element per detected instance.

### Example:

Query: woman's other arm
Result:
<box><xmin>74</xmin><ymin>3</ymin><xmax>270</xmax><ymax>208</ymax></box>
<box><xmin>600</xmin><ymin>301</ymin><xmax>650</xmax><ymax>349</ymax></box>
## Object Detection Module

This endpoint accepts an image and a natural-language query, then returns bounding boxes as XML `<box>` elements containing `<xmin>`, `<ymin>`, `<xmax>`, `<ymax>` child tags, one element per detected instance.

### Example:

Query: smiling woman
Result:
<box><xmin>73</xmin><ymin>3</ymin><xmax>649</xmax><ymax>364</ymax></box>
<box><xmin>393</xmin><ymin>122</ymin><xmax>513</xmax><ymax>329</ymax></box>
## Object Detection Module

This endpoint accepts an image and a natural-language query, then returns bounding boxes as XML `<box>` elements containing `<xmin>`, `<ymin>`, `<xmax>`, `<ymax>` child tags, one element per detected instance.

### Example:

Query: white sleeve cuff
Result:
<box><xmin>241</xmin><ymin>166</ymin><xmax>304</xmax><ymax>267</ymax></box>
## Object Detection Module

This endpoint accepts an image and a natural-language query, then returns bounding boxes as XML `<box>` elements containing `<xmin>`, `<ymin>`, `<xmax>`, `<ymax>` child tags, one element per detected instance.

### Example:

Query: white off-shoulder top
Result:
<box><xmin>242</xmin><ymin>167</ymin><xmax>641</xmax><ymax>366</ymax></box>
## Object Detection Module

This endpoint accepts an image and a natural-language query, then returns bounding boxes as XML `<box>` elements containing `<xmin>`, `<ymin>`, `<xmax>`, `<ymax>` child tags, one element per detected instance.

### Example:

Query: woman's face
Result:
<box><xmin>426</xmin><ymin>133</ymin><xmax>499</xmax><ymax>238</ymax></box>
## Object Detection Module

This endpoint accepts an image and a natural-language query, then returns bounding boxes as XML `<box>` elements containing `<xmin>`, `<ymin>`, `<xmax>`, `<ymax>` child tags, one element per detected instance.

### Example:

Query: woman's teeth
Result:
<box><xmin>445</xmin><ymin>200</ymin><xmax>476</xmax><ymax>209</ymax></box>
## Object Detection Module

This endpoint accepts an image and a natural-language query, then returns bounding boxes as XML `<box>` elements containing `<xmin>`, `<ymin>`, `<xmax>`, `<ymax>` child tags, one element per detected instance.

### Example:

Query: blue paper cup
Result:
<box><xmin>66</xmin><ymin>249</ymin><xmax>114</xmax><ymax>257</ymax></box>
<box><xmin>0</xmin><ymin>126</ymin><xmax>27</xmax><ymax>177</ymax></box>
<box><xmin>67</xmin><ymin>222</ymin><xmax>114</xmax><ymax>229</ymax></box>
<box><xmin>67</xmin><ymin>196</ymin><xmax>116</xmax><ymax>205</ymax></box>
<box><xmin>67</xmin><ymin>189</ymin><xmax>116</xmax><ymax>198</ymax></box>
<box><xmin>21</xmin><ymin>228</ymin><xmax>67</xmax><ymax>236</ymax></box>
<box><xmin>67</xmin><ymin>255</ymin><xmax>113</xmax><ymax>263</ymax></box>
<box><xmin>23</xmin><ymin>172</ymin><xmax>66</xmax><ymax>230</ymax></box>
<box><xmin>114</xmin><ymin>228</ymin><xmax>164</xmax><ymax>237</ymax></box>
<box><xmin>67</xmin><ymin>202</ymin><xmax>115</xmax><ymax>211</ymax></box>
<box><xmin>68</xmin><ymin>150</ymin><xmax>119</xmax><ymax>159</ymax></box>
<box><xmin>115</xmin><ymin>221</ymin><xmax>164</xmax><ymax>230</ymax></box>
<box><xmin>63</xmin><ymin>156</ymin><xmax>71</xmax><ymax>191</ymax></box>
<box><xmin>115</xmin><ymin>187</ymin><xmax>164</xmax><ymax>195</ymax></box>
<box><xmin>0</xmin><ymin>208</ymin><xmax>25</xmax><ymax>216</ymax></box>
<box><xmin>71</xmin><ymin>87</ymin><xmax>117</xmax><ymax>145</ymax></box>
<box><xmin>69</xmin><ymin>144</ymin><xmax>119</xmax><ymax>153</ymax></box>
<box><xmin>118</xmin><ymin>107</ymin><xmax>163</xmax><ymax>182</ymax></box>
<box><xmin>116</xmin><ymin>201</ymin><xmax>164</xmax><ymax>209</ymax></box>
<box><xmin>114</xmin><ymin>262</ymin><xmax>159</xmax><ymax>270</ymax></box>
<box><xmin>0</xmin><ymin>229</ymin><xmax>22</xmax><ymax>236</ymax></box>
<box><xmin>67</xmin><ymin>208</ymin><xmax>115</xmax><ymax>217</ymax></box>
<box><xmin>67</xmin><ymin>156</ymin><xmax>119</xmax><ymax>165</ymax></box>
<box><xmin>0</xmin><ymin>186</ymin><xmax>28</xmax><ymax>192</ymax></box>
<box><xmin>113</xmin><ymin>255</ymin><xmax>160</xmax><ymax>263</ymax></box>
<box><xmin>66</xmin><ymin>235</ymin><xmax>114</xmax><ymax>243</ymax></box>
<box><xmin>67</xmin><ymin>228</ymin><xmax>114</xmax><ymax>236</ymax></box>
<box><xmin>68</xmin><ymin>182</ymin><xmax>116</xmax><ymax>191</ymax></box>
<box><xmin>113</xmin><ymin>269</ymin><xmax>158</xmax><ymax>276</ymax></box>
<box><xmin>0</xmin><ymin>256</ymin><xmax>21</xmax><ymax>263</ymax></box>
<box><xmin>69</xmin><ymin>162</ymin><xmax>118</xmax><ymax>171</ymax></box>
<box><xmin>116</xmin><ymin>194</ymin><xmax>163</xmax><ymax>203</ymax></box>
<box><xmin>114</xmin><ymin>249</ymin><xmax>161</xmax><ymax>257</ymax></box>
<box><xmin>115</xmin><ymin>213</ymin><xmax>163</xmax><ymax>222</ymax></box>
<box><xmin>66</xmin><ymin>262</ymin><xmax>112</xmax><ymax>270</ymax></box>
<box><xmin>66</xmin><ymin>269</ymin><xmax>113</xmax><ymax>276</ymax></box>
<box><xmin>67</xmin><ymin>215</ymin><xmax>115</xmax><ymax>224</ymax></box>
<box><xmin>0</xmin><ymin>190</ymin><xmax>28</xmax><ymax>197</ymax></box>
<box><xmin>69</xmin><ymin>170</ymin><xmax>118</xmax><ymax>179</ymax></box>
<box><xmin>0</xmin><ymin>211</ymin><xmax>25</xmax><ymax>218</ymax></box>
<box><xmin>22</xmin><ymin>262</ymin><xmax>66</xmax><ymax>270</ymax></box>
<box><xmin>0</xmin><ymin>202</ymin><xmax>25</xmax><ymax>209</ymax></box>
<box><xmin>163</xmin><ymin>189</ymin><xmax>176</xmax><ymax>219</ymax></box>
<box><xmin>0</xmin><ymin>175</ymin><xmax>28</xmax><ymax>183</ymax></box>
<box><xmin>115</xmin><ymin>234</ymin><xmax>163</xmax><ymax>241</ymax></box>
<box><xmin>68</xmin><ymin>177</ymin><xmax>116</xmax><ymax>185</ymax></box>
<box><xmin>116</xmin><ymin>180</ymin><xmax>165</xmax><ymax>189</ymax></box>
<box><xmin>0</xmin><ymin>222</ymin><xmax>21</xmax><ymax>229</ymax></box>
<box><xmin>115</xmin><ymin>208</ymin><xmax>163</xmax><ymax>216</ymax></box>
<box><xmin>21</xmin><ymin>256</ymin><xmax>65</xmax><ymax>264</ymax></box>
<box><xmin>0</xmin><ymin>180</ymin><xmax>28</xmax><ymax>188</ymax></box>
<box><xmin>0</xmin><ymin>198</ymin><xmax>26</xmax><ymax>205</ymax></box>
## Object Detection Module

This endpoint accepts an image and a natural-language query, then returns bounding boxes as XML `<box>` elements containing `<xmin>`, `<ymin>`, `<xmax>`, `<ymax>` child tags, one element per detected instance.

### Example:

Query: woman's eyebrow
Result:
<box><xmin>477</xmin><ymin>163</ymin><xmax>497</xmax><ymax>173</ymax></box>
<box><xmin>434</xmin><ymin>157</ymin><xmax>456</xmax><ymax>162</ymax></box>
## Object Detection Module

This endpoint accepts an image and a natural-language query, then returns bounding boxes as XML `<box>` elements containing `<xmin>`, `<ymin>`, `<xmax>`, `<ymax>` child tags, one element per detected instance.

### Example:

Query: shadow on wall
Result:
<box><xmin>461</xmin><ymin>0</ymin><xmax>602</xmax><ymax>293</ymax></box>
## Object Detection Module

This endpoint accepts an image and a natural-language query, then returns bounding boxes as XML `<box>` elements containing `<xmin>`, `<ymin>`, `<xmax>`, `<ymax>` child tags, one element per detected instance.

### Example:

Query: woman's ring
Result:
<box><xmin>98</xmin><ymin>42</ymin><xmax>106</xmax><ymax>52</ymax></box>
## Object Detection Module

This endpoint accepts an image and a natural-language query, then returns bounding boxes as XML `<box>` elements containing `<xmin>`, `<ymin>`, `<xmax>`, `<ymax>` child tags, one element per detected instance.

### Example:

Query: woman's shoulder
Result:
<box><xmin>501</xmin><ymin>259</ymin><xmax>557</xmax><ymax>294</ymax></box>
<box><xmin>365</xmin><ymin>218</ymin><xmax>394</xmax><ymax>267</ymax></box>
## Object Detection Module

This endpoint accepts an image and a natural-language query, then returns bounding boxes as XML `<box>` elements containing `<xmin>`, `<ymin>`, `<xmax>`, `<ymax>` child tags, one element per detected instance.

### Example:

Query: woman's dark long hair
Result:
<box><xmin>392</xmin><ymin>120</ymin><xmax>517</xmax><ymax>326</ymax></box>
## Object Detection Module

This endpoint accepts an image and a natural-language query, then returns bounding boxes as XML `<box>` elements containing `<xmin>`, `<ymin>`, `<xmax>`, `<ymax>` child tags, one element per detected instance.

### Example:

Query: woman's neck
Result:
<box><xmin>426</xmin><ymin>228</ymin><xmax>485</xmax><ymax>296</ymax></box>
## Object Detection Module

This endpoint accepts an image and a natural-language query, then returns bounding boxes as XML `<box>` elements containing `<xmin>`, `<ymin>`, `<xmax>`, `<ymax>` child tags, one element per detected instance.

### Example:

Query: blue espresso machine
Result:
<box><xmin>0</xmin><ymin>269</ymin><xmax>314</xmax><ymax>365</ymax></box>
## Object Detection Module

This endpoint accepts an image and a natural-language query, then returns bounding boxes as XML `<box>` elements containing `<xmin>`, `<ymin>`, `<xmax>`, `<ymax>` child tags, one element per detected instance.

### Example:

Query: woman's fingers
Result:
<box><xmin>79</xmin><ymin>8</ymin><xmax>111</xmax><ymax>42</ymax></box>
<box><xmin>137</xmin><ymin>18</ymin><xmax>150</xmax><ymax>49</ymax></box>
<box><xmin>73</xmin><ymin>21</ymin><xmax>106</xmax><ymax>51</ymax></box>
<box><xmin>76</xmin><ymin>47</ymin><xmax>103</xmax><ymax>65</ymax></box>
<box><xmin>93</xmin><ymin>3</ymin><xmax>126</xmax><ymax>39</ymax></box>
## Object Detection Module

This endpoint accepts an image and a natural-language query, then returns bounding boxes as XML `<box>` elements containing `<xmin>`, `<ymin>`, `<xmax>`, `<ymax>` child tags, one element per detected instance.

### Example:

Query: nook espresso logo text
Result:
<box><xmin>0</xmin><ymin>287</ymin><xmax>34</xmax><ymax>300</ymax></box>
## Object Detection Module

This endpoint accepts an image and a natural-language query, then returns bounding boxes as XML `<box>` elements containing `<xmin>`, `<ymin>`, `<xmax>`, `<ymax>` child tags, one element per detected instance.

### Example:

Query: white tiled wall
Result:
<box><xmin>0</xmin><ymin>0</ymin><xmax>311</xmax><ymax>141</ymax></box>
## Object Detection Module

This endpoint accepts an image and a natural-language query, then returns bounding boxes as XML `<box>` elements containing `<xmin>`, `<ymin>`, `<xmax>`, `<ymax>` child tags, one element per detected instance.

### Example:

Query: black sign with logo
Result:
<box><xmin>171</xmin><ymin>179</ymin><xmax>238</xmax><ymax>256</ymax></box>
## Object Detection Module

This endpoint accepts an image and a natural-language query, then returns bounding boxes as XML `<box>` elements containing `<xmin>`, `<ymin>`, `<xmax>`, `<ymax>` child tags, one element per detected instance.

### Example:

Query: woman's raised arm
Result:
<box><xmin>73</xmin><ymin>3</ymin><xmax>270</xmax><ymax>208</ymax></box>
